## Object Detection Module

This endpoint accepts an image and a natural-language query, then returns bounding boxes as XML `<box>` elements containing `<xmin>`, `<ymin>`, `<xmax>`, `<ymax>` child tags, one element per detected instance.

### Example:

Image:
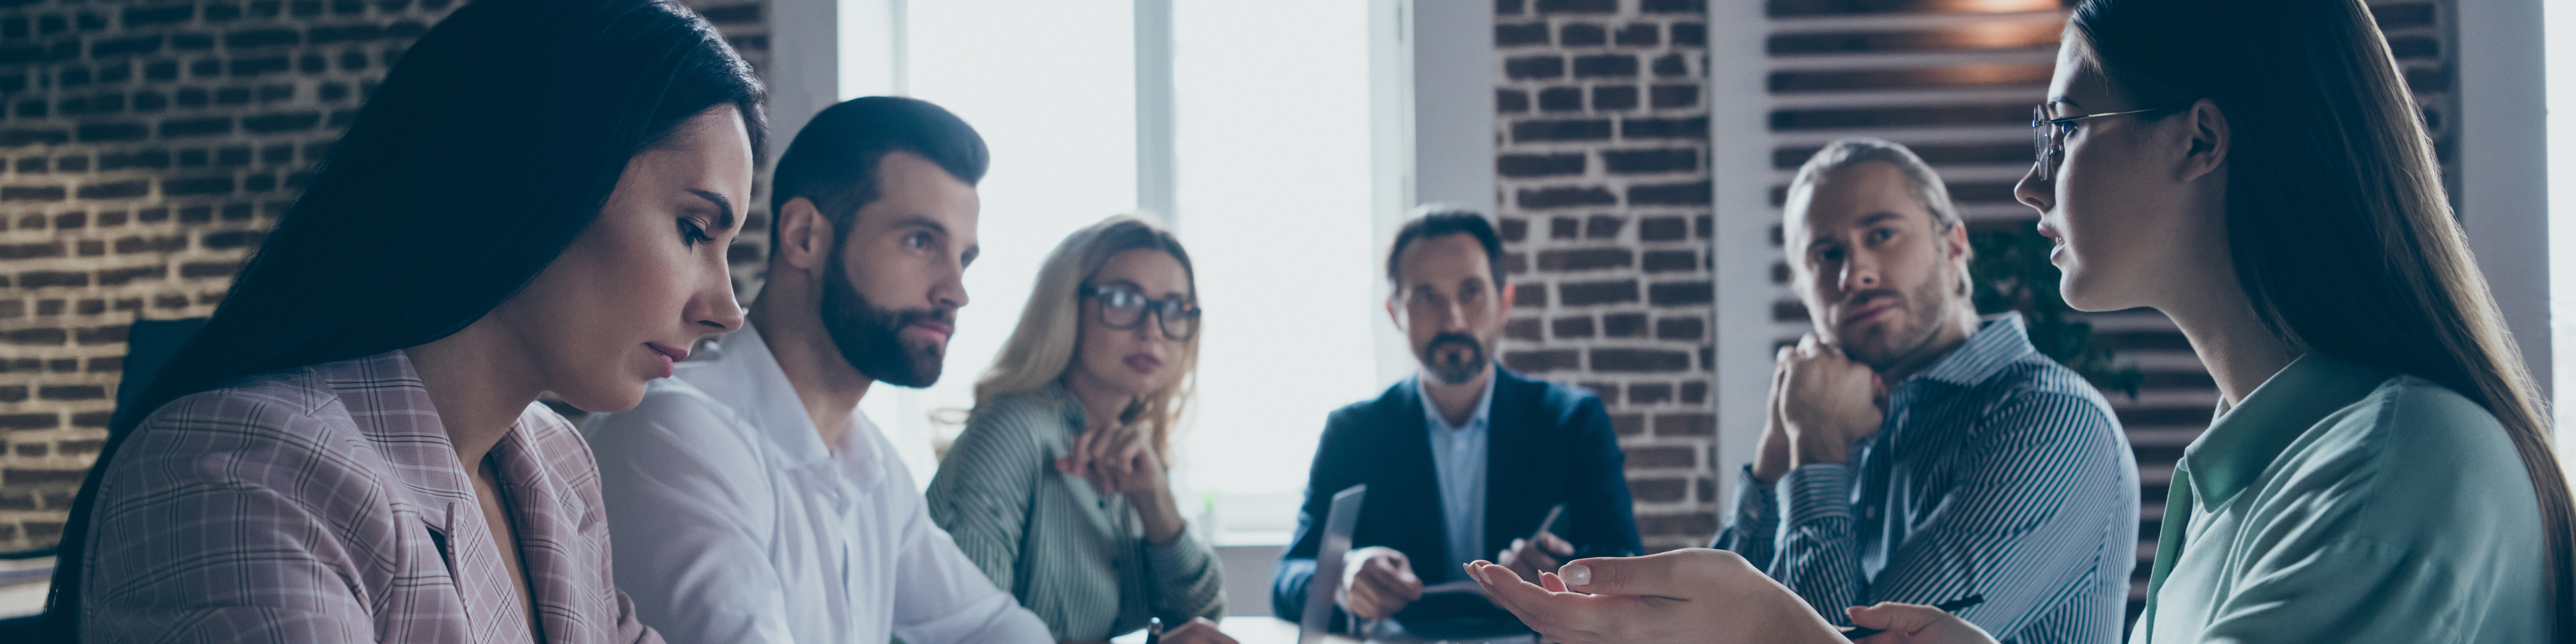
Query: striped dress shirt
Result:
<box><xmin>78</xmin><ymin>350</ymin><xmax>659</xmax><ymax>644</ymax></box>
<box><xmin>1712</xmin><ymin>313</ymin><xmax>2138</xmax><ymax>644</ymax></box>
<box><xmin>924</xmin><ymin>382</ymin><xmax>1227</xmax><ymax>643</ymax></box>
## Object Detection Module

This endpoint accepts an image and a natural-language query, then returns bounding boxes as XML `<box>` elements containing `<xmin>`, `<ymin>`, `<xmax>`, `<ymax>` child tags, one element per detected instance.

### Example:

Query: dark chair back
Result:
<box><xmin>106</xmin><ymin>317</ymin><xmax>210</xmax><ymax>433</ymax></box>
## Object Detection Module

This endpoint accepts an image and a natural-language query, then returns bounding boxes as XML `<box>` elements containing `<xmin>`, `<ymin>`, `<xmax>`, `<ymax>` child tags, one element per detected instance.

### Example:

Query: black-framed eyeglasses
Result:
<box><xmin>1079</xmin><ymin>283</ymin><xmax>1201</xmax><ymax>341</ymax></box>
<box><xmin>2031</xmin><ymin>104</ymin><xmax>2189</xmax><ymax>182</ymax></box>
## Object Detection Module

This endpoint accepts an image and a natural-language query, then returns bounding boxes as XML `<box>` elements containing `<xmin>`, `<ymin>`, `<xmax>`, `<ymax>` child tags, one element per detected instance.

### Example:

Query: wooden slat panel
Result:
<box><xmin>1768</xmin><ymin>180</ymin><xmax>2022</xmax><ymax>207</ymax></box>
<box><xmin>1770</xmin><ymin>63</ymin><xmax>2054</xmax><ymax>93</ymax></box>
<box><xmin>1766</xmin><ymin>1</ymin><xmax>2423</xmax><ymax>31</ymax></box>
<box><xmin>1774</xmin><ymin>142</ymin><xmax>2030</xmax><ymax>168</ymax></box>
<box><xmin>2386</xmin><ymin>35</ymin><xmax>2439</xmax><ymax>60</ymax></box>
<box><xmin>2116</xmin><ymin>405</ymin><xmax>2213</xmax><ymax>427</ymax></box>
<box><xmin>2371</xmin><ymin>2</ymin><xmax>2434</xmax><ymax>30</ymax></box>
<box><xmin>1770</xmin><ymin>103</ymin><xmax>2029</xmax><ymax>130</ymax></box>
<box><xmin>1768</xmin><ymin>0</ymin><xmax>2068</xmax><ymax>18</ymax></box>
<box><xmin>1769</xmin><ymin>21</ymin><xmax>2062</xmax><ymax>55</ymax></box>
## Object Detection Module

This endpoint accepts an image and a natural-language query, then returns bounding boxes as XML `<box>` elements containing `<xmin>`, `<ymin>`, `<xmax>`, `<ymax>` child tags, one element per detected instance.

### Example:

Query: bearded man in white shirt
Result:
<box><xmin>579</xmin><ymin>96</ymin><xmax>1055</xmax><ymax>644</ymax></box>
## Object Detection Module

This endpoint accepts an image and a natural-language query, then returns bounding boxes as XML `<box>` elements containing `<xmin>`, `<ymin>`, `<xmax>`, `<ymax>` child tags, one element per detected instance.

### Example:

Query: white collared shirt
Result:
<box><xmin>1415</xmin><ymin>368</ymin><xmax>1495</xmax><ymax>570</ymax></box>
<box><xmin>580</xmin><ymin>323</ymin><xmax>1052</xmax><ymax>644</ymax></box>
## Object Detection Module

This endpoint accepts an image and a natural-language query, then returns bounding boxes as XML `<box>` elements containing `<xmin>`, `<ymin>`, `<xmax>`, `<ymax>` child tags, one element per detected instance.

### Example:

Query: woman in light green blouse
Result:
<box><xmin>1452</xmin><ymin>0</ymin><xmax>2576</xmax><ymax>643</ymax></box>
<box><xmin>926</xmin><ymin>215</ymin><xmax>1232</xmax><ymax>644</ymax></box>
<box><xmin>2000</xmin><ymin>1</ymin><xmax>2574</xmax><ymax>639</ymax></box>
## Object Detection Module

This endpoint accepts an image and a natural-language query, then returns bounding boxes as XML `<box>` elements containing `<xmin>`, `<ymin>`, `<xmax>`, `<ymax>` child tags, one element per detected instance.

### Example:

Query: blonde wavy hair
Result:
<box><xmin>973</xmin><ymin>215</ymin><xmax>1199</xmax><ymax>462</ymax></box>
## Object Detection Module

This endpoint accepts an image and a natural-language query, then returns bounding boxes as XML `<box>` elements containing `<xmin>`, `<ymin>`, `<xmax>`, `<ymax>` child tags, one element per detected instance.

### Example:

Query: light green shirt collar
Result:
<box><xmin>2135</xmin><ymin>353</ymin><xmax>2547</xmax><ymax>643</ymax></box>
<box><xmin>2179</xmin><ymin>352</ymin><xmax>2387</xmax><ymax>506</ymax></box>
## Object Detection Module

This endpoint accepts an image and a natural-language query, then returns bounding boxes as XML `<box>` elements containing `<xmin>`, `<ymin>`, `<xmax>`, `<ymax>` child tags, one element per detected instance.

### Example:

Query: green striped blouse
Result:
<box><xmin>925</xmin><ymin>382</ymin><xmax>1226</xmax><ymax>643</ymax></box>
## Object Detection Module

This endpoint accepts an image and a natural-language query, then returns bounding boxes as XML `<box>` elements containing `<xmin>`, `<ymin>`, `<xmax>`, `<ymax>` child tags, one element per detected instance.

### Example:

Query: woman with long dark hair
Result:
<box><xmin>28</xmin><ymin>0</ymin><xmax>765</xmax><ymax>641</ymax></box>
<box><xmin>1456</xmin><ymin>0</ymin><xmax>2573</xmax><ymax>642</ymax></box>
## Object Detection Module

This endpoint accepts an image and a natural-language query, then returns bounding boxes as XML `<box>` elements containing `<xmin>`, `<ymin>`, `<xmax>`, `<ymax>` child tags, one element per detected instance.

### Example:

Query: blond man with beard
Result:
<box><xmin>1707</xmin><ymin>139</ymin><xmax>2138</xmax><ymax>644</ymax></box>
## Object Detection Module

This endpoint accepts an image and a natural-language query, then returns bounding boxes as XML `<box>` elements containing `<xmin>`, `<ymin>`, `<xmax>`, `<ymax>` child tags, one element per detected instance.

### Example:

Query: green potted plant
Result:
<box><xmin>1970</xmin><ymin>227</ymin><xmax>2143</xmax><ymax>397</ymax></box>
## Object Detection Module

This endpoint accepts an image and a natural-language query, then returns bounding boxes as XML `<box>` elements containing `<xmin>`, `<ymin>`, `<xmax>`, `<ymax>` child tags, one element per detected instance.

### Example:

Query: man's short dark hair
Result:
<box><xmin>767</xmin><ymin>96</ymin><xmax>989</xmax><ymax>245</ymax></box>
<box><xmin>1385</xmin><ymin>209</ymin><xmax>1507</xmax><ymax>289</ymax></box>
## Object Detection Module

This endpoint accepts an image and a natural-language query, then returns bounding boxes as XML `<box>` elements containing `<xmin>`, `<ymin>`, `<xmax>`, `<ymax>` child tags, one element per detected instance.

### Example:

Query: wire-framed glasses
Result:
<box><xmin>2031</xmin><ymin>104</ymin><xmax>2189</xmax><ymax>182</ymax></box>
<box><xmin>1079</xmin><ymin>283</ymin><xmax>1201</xmax><ymax>341</ymax></box>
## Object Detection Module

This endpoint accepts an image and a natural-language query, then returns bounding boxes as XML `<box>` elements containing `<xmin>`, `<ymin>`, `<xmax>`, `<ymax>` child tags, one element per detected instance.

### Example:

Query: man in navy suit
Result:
<box><xmin>1271</xmin><ymin>211</ymin><xmax>1642</xmax><ymax>629</ymax></box>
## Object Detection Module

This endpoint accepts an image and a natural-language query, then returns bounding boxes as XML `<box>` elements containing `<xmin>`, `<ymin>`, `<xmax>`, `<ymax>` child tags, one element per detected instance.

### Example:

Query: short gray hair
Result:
<box><xmin>1786</xmin><ymin>138</ymin><xmax>1961</xmax><ymax>233</ymax></box>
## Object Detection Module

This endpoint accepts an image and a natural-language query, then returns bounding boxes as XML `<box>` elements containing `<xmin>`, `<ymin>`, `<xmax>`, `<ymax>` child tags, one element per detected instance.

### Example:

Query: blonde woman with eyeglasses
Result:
<box><xmin>926</xmin><ymin>215</ymin><xmax>1234</xmax><ymax>644</ymax></box>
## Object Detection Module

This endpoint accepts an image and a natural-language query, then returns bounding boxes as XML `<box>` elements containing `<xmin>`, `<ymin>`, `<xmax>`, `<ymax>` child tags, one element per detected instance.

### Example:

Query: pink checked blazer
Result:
<box><xmin>77</xmin><ymin>351</ymin><xmax>663</xmax><ymax>644</ymax></box>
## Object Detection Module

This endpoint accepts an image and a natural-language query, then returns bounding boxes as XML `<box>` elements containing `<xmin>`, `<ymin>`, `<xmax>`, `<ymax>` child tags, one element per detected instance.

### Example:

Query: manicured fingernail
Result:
<box><xmin>1560</xmin><ymin>563</ymin><xmax>1591</xmax><ymax>586</ymax></box>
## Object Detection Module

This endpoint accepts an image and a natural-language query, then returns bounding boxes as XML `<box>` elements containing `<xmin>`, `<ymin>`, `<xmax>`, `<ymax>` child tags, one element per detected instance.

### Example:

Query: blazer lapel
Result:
<box><xmin>1381</xmin><ymin>378</ymin><xmax>1456</xmax><ymax>582</ymax></box>
<box><xmin>486</xmin><ymin>411</ymin><xmax>583</xmax><ymax>644</ymax></box>
<box><xmin>325</xmin><ymin>352</ymin><xmax>537</xmax><ymax>642</ymax></box>
<box><xmin>1481</xmin><ymin>371</ymin><xmax>1545</xmax><ymax>561</ymax></box>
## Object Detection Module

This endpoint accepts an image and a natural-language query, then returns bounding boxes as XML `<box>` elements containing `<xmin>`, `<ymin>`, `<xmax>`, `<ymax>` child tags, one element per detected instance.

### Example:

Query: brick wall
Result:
<box><xmin>0</xmin><ymin>0</ymin><xmax>771</xmax><ymax>554</ymax></box>
<box><xmin>1491</xmin><ymin>0</ymin><xmax>1717</xmax><ymax>553</ymax></box>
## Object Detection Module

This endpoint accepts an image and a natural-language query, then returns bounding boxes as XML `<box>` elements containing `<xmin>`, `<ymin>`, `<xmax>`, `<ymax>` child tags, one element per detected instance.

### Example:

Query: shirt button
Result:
<box><xmin>1864</xmin><ymin>506</ymin><xmax>1878</xmax><ymax>520</ymax></box>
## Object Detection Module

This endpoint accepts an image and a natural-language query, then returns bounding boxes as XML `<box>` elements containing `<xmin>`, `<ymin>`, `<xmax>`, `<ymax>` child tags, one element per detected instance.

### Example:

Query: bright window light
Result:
<box><xmin>859</xmin><ymin>0</ymin><xmax>1138</xmax><ymax>488</ymax></box>
<box><xmin>1169</xmin><ymin>0</ymin><xmax>1377</xmax><ymax>528</ymax></box>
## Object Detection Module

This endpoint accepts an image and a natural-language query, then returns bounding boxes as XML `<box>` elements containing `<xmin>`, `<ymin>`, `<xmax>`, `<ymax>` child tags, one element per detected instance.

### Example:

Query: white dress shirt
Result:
<box><xmin>579</xmin><ymin>323</ymin><xmax>1052</xmax><ymax>644</ymax></box>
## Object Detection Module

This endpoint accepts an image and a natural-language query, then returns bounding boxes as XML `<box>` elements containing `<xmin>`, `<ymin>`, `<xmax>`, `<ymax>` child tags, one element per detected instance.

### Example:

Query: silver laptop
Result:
<box><xmin>1297</xmin><ymin>484</ymin><xmax>1367</xmax><ymax>644</ymax></box>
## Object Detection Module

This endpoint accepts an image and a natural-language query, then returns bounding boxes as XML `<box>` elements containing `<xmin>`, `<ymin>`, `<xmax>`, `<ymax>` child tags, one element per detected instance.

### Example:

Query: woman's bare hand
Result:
<box><xmin>1462</xmin><ymin>549</ymin><xmax>1847</xmax><ymax>644</ymax></box>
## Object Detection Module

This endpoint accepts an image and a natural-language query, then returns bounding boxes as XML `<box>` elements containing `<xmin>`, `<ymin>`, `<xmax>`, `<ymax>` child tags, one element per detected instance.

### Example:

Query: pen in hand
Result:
<box><xmin>1841</xmin><ymin>594</ymin><xmax>1984</xmax><ymax>641</ymax></box>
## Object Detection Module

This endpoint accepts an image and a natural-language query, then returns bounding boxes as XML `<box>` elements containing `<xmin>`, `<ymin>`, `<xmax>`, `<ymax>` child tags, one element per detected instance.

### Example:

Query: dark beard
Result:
<box><xmin>1419</xmin><ymin>331</ymin><xmax>1489</xmax><ymax>386</ymax></box>
<box><xmin>818</xmin><ymin>242</ymin><xmax>951</xmax><ymax>388</ymax></box>
<box><xmin>1837</xmin><ymin>271</ymin><xmax>1950</xmax><ymax>370</ymax></box>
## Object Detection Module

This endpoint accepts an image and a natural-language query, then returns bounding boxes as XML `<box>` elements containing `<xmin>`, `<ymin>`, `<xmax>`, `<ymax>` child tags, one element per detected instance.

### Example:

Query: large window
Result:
<box><xmin>1168</xmin><ymin>2</ymin><xmax>1382</xmax><ymax>524</ymax></box>
<box><xmin>854</xmin><ymin>0</ymin><xmax>1138</xmax><ymax>494</ymax></box>
<box><xmin>848</xmin><ymin>0</ymin><xmax>1384</xmax><ymax>539</ymax></box>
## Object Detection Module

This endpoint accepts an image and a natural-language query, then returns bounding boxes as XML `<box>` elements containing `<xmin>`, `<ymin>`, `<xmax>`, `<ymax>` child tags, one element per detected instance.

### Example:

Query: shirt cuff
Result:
<box><xmin>1778</xmin><ymin>463</ymin><xmax>1856</xmax><ymax>525</ymax></box>
<box><xmin>1731</xmin><ymin>464</ymin><xmax>1782</xmax><ymax>530</ymax></box>
<box><xmin>1144</xmin><ymin>521</ymin><xmax>1218</xmax><ymax>580</ymax></box>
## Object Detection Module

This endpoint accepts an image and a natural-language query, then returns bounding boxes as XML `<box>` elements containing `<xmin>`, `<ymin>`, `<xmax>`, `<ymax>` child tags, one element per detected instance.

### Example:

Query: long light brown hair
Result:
<box><xmin>2073</xmin><ymin>0</ymin><xmax>2574</xmax><ymax>635</ymax></box>
<box><xmin>973</xmin><ymin>215</ymin><xmax>1199</xmax><ymax>462</ymax></box>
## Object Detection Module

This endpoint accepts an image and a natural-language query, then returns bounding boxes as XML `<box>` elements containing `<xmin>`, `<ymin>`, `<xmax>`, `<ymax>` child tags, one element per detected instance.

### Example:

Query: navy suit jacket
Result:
<box><xmin>1270</xmin><ymin>368</ymin><xmax>1642</xmax><ymax>623</ymax></box>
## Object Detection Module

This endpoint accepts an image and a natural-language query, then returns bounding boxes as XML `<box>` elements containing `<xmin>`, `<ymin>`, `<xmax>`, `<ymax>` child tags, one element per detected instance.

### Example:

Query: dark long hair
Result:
<box><xmin>35</xmin><ymin>0</ymin><xmax>765</xmax><ymax>636</ymax></box>
<box><xmin>2072</xmin><ymin>0</ymin><xmax>2575</xmax><ymax>635</ymax></box>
